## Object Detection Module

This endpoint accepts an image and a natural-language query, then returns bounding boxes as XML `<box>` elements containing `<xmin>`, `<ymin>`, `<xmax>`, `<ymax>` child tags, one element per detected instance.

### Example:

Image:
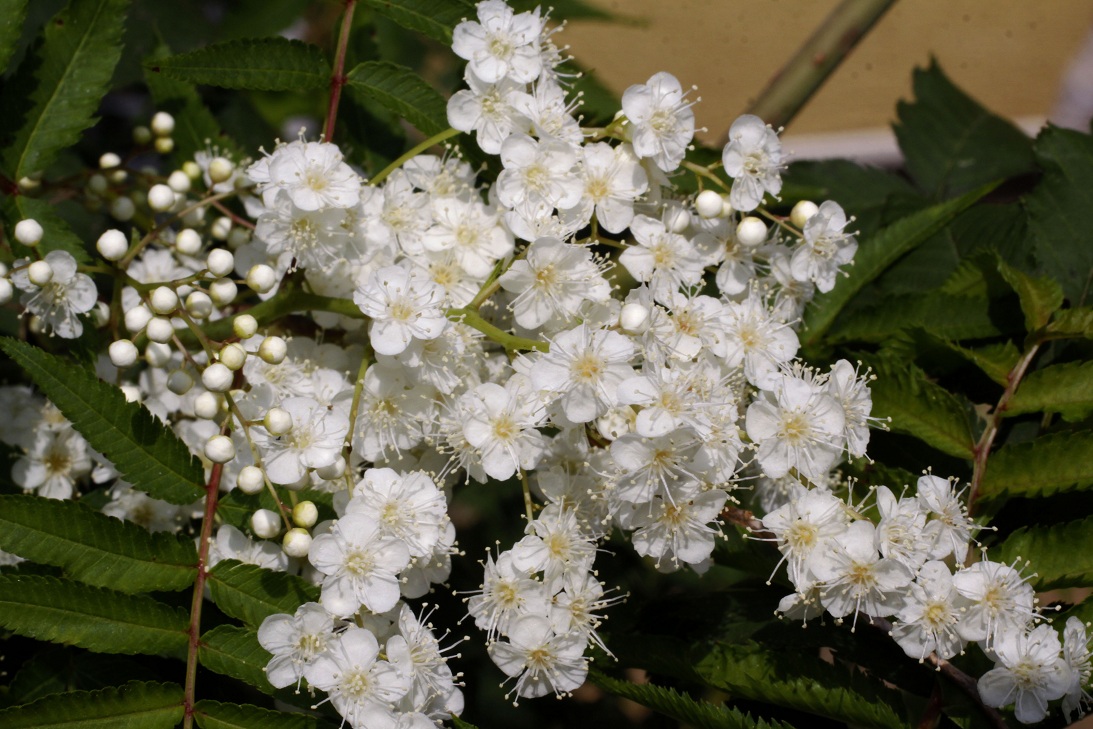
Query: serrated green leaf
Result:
<box><xmin>694</xmin><ymin>640</ymin><xmax>904</xmax><ymax>729</ymax></box>
<box><xmin>868</xmin><ymin>360</ymin><xmax>977</xmax><ymax>459</ymax></box>
<box><xmin>894</xmin><ymin>61</ymin><xmax>1034</xmax><ymax>199</ymax></box>
<box><xmin>1026</xmin><ymin>126</ymin><xmax>1093</xmax><ymax>304</ymax></box>
<box><xmin>0</xmin><ymin>495</ymin><xmax>197</xmax><ymax>592</ymax></box>
<box><xmin>1006</xmin><ymin>360</ymin><xmax>1093</xmax><ymax>422</ymax></box>
<box><xmin>782</xmin><ymin>159</ymin><xmax>918</xmax><ymax>213</ymax></box>
<box><xmin>346</xmin><ymin>60</ymin><xmax>448</xmax><ymax>137</ymax></box>
<box><xmin>830</xmin><ymin>291</ymin><xmax>1004</xmax><ymax>344</ymax></box>
<box><xmin>1</xmin><ymin>195</ymin><xmax>91</xmax><ymax>262</ymax></box>
<box><xmin>0</xmin><ymin>0</ymin><xmax>28</xmax><ymax>74</ymax></box>
<box><xmin>194</xmin><ymin>700</ymin><xmax>332</xmax><ymax>729</ymax></box>
<box><xmin>0</xmin><ymin>0</ymin><xmax>130</xmax><ymax>179</ymax></box>
<box><xmin>147</xmin><ymin>38</ymin><xmax>330</xmax><ymax>91</ymax></box>
<box><xmin>940</xmin><ymin>339</ymin><xmax>1021</xmax><ymax>386</ymax></box>
<box><xmin>802</xmin><ymin>184</ymin><xmax>994</xmax><ymax>346</ymax></box>
<box><xmin>996</xmin><ymin>257</ymin><xmax>1063</xmax><ymax>332</ymax></box>
<box><xmin>994</xmin><ymin>516</ymin><xmax>1093</xmax><ymax>591</ymax></box>
<box><xmin>1045</xmin><ymin>307</ymin><xmax>1093</xmax><ymax>341</ymax></box>
<box><xmin>0</xmin><ymin>574</ymin><xmax>188</xmax><ymax>655</ymax></box>
<box><xmin>0</xmin><ymin>338</ymin><xmax>204</xmax><ymax>505</ymax></box>
<box><xmin>0</xmin><ymin>680</ymin><xmax>183</xmax><ymax>729</ymax></box>
<box><xmin>2</xmin><ymin>649</ymin><xmax>149</xmax><ymax>708</ymax></box>
<box><xmin>208</xmin><ymin>559</ymin><xmax>319</xmax><ymax>628</ymax></box>
<box><xmin>590</xmin><ymin>670</ymin><xmax>795</xmax><ymax>729</ymax></box>
<box><xmin>979</xmin><ymin>431</ymin><xmax>1093</xmax><ymax>501</ymax></box>
<box><xmin>361</xmin><ymin>0</ymin><xmax>471</xmax><ymax>44</ymax></box>
<box><xmin>199</xmin><ymin>625</ymin><xmax>277</xmax><ymax>695</ymax></box>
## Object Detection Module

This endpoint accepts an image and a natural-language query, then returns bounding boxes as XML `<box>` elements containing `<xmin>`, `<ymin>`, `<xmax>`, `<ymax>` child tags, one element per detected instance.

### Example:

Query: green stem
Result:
<box><xmin>323</xmin><ymin>0</ymin><xmax>357</xmax><ymax>143</ymax></box>
<box><xmin>342</xmin><ymin>353</ymin><xmax>371</xmax><ymax>492</ymax></box>
<box><xmin>745</xmin><ymin>0</ymin><xmax>897</xmax><ymax>131</ymax></box>
<box><xmin>369</xmin><ymin>128</ymin><xmax>462</xmax><ymax>186</ymax></box>
<box><xmin>446</xmin><ymin>307</ymin><xmax>548</xmax><ymax>352</ymax></box>
<box><xmin>183</xmin><ymin>288</ymin><xmax>363</xmax><ymax>344</ymax></box>
<box><xmin>118</xmin><ymin>189</ymin><xmax>240</xmax><ymax>269</ymax></box>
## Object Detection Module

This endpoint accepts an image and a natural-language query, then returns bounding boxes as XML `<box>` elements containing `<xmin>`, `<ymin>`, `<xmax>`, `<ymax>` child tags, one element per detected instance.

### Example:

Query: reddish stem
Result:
<box><xmin>323</xmin><ymin>0</ymin><xmax>357</xmax><ymax>143</ymax></box>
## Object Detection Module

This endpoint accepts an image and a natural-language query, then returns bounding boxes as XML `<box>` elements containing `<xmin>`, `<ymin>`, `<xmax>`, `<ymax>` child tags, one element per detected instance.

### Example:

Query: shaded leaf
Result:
<box><xmin>995</xmin><ymin>516</ymin><xmax>1093</xmax><ymax>591</ymax></box>
<box><xmin>0</xmin><ymin>0</ymin><xmax>28</xmax><ymax>77</ymax></box>
<box><xmin>996</xmin><ymin>257</ymin><xmax>1063</xmax><ymax>332</ymax></box>
<box><xmin>194</xmin><ymin>700</ymin><xmax>333</xmax><ymax>729</ymax></box>
<box><xmin>0</xmin><ymin>680</ymin><xmax>183</xmax><ymax>729</ymax></box>
<box><xmin>0</xmin><ymin>574</ymin><xmax>188</xmax><ymax>656</ymax></box>
<box><xmin>345</xmin><ymin>60</ymin><xmax>448</xmax><ymax>137</ymax></box>
<box><xmin>0</xmin><ymin>494</ymin><xmax>197</xmax><ymax>593</ymax></box>
<box><xmin>207</xmin><ymin>559</ymin><xmax>319</xmax><ymax>628</ymax></box>
<box><xmin>147</xmin><ymin>38</ymin><xmax>330</xmax><ymax>91</ymax></box>
<box><xmin>868</xmin><ymin>360</ymin><xmax>977</xmax><ymax>459</ymax></box>
<box><xmin>0</xmin><ymin>338</ymin><xmax>204</xmax><ymax>505</ymax></box>
<box><xmin>198</xmin><ymin>625</ymin><xmax>276</xmax><ymax>695</ymax></box>
<box><xmin>1045</xmin><ymin>307</ymin><xmax>1093</xmax><ymax>341</ymax></box>
<box><xmin>1006</xmin><ymin>360</ymin><xmax>1093</xmax><ymax>422</ymax></box>
<box><xmin>979</xmin><ymin>431</ymin><xmax>1093</xmax><ymax>501</ymax></box>
<box><xmin>894</xmin><ymin>61</ymin><xmax>1034</xmax><ymax>199</ymax></box>
<box><xmin>939</xmin><ymin>339</ymin><xmax>1021</xmax><ymax>387</ymax></box>
<box><xmin>830</xmin><ymin>291</ymin><xmax>1004</xmax><ymax>344</ymax></box>
<box><xmin>2</xmin><ymin>648</ymin><xmax>149</xmax><ymax>709</ymax></box>
<box><xmin>361</xmin><ymin>0</ymin><xmax>472</xmax><ymax>45</ymax></box>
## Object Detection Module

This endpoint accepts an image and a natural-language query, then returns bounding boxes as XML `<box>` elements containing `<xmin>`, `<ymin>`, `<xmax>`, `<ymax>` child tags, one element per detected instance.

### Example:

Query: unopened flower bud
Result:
<box><xmin>619</xmin><ymin>302</ymin><xmax>650</xmax><ymax>334</ymax></box>
<box><xmin>210</xmin><ymin>216</ymin><xmax>232</xmax><ymax>241</ymax></box>
<box><xmin>147</xmin><ymin>184</ymin><xmax>175</xmax><ymax>212</ymax></box>
<box><xmin>166</xmin><ymin>369</ymin><xmax>193</xmax><ymax>395</ymax></box>
<box><xmin>206</xmin><ymin>248</ymin><xmax>234</xmax><ymax>278</ymax></box>
<box><xmin>145</xmin><ymin>316</ymin><xmax>175</xmax><ymax>343</ymax></box>
<box><xmin>263</xmin><ymin>406</ymin><xmax>292</xmax><ymax>435</ymax></box>
<box><xmin>14</xmin><ymin>219</ymin><xmax>43</xmax><ymax>247</ymax></box>
<box><xmin>109</xmin><ymin>339</ymin><xmax>139</xmax><ymax>368</ymax></box>
<box><xmin>315</xmin><ymin>456</ymin><xmax>345</xmax><ymax>481</ymax></box>
<box><xmin>219</xmin><ymin>342</ymin><xmax>246</xmax><ymax>370</ymax></box>
<box><xmin>97</xmin><ymin>229</ymin><xmax>129</xmax><ymax>261</ymax></box>
<box><xmin>124</xmin><ymin>304</ymin><xmax>152</xmax><ymax>333</ymax></box>
<box><xmin>282</xmin><ymin>528</ymin><xmax>312</xmax><ymax>557</ymax></box>
<box><xmin>251</xmin><ymin>508</ymin><xmax>281</xmax><ymax>539</ymax></box>
<box><xmin>150</xmin><ymin>111</ymin><xmax>175</xmax><ymax>137</ymax></box>
<box><xmin>194</xmin><ymin>391</ymin><xmax>221</xmax><ymax>420</ymax></box>
<box><xmin>791</xmin><ymin>200</ymin><xmax>820</xmax><ymax>229</ymax></box>
<box><xmin>99</xmin><ymin>152</ymin><xmax>122</xmax><ymax>170</ymax></box>
<box><xmin>663</xmin><ymin>202</ymin><xmax>691</xmax><ymax>233</ymax></box>
<box><xmin>182</xmin><ymin>161</ymin><xmax>201</xmax><ymax>180</ymax></box>
<box><xmin>175</xmin><ymin>228</ymin><xmax>202</xmax><ymax>256</ymax></box>
<box><xmin>132</xmin><ymin>125</ymin><xmax>152</xmax><ymax>145</ymax></box>
<box><xmin>246</xmin><ymin>264</ymin><xmax>277</xmax><ymax>293</ymax></box>
<box><xmin>258</xmin><ymin>336</ymin><xmax>287</xmax><ymax>364</ymax></box>
<box><xmin>695</xmin><ymin>189</ymin><xmax>724</xmax><ymax>219</ymax></box>
<box><xmin>233</xmin><ymin>314</ymin><xmax>257</xmax><ymax>339</ymax></box>
<box><xmin>208</xmin><ymin>278</ymin><xmax>237</xmax><ymax>306</ymax></box>
<box><xmin>154</xmin><ymin>137</ymin><xmax>174</xmax><ymax>154</ymax></box>
<box><xmin>87</xmin><ymin>174</ymin><xmax>108</xmax><ymax>195</ymax></box>
<box><xmin>0</xmin><ymin>279</ymin><xmax>12</xmax><ymax>305</ymax></box>
<box><xmin>292</xmin><ymin>501</ymin><xmax>319</xmax><ymax>528</ymax></box>
<box><xmin>27</xmin><ymin>260</ymin><xmax>53</xmax><ymax>286</ymax></box>
<box><xmin>110</xmin><ymin>196</ymin><xmax>135</xmax><ymax>222</ymax></box>
<box><xmin>185</xmin><ymin>291</ymin><xmax>213</xmax><ymax>319</ymax></box>
<box><xmin>145</xmin><ymin>342</ymin><xmax>172</xmax><ymax>367</ymax></box>
<box><xmin>237</xmin><ymin>465</ymin><xmax>265</xmax><ymax>494</ymax></box>
<box><xmin>201</xmin><ymin>362</ymin><xmax>234</xmax><ymax>392</ymax></box>
<box><xmin>204</xmin><ymin>434</ymin><xmax>235</xmax><ymax>464</ymax></box>
<box><xmin>167</xmin><ymin>170</ymin><xmax>191</xmax><ymax>193</ymax></box>
<box><xmin>207</xmin><ymin>157</ymin><xmax>234</xmax><ymax>184</ymax></box>
<box><xmin>736</xmin><ymin>216</ymin><xmax>768</xmax><ymax>248</ymax></box>
<box><xmin>149</xmin><ymin>286</ymin><xmax>179</xmax><ymax>315</ymax></box>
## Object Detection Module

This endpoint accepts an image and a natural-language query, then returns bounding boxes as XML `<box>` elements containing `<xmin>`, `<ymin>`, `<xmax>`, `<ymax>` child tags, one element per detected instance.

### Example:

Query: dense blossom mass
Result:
<box><xmin>0</xmin><ymin>0</ymin><xmax>1087</xmax><ymax>726</ymax></box>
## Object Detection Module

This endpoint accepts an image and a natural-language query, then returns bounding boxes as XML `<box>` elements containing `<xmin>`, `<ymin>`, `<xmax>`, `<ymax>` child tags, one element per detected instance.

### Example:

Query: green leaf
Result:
<box><xmin>2</xmin><ymin>649</ymin><xmax>150</xmax><ymax>708</ymax></box>
<box><xmin>0</xmin><ymin>0</ymin><xmax>28</xmax><ymax>74</ymax></box>
<box><xmin>1006</xmin><ymin>360</ymin><xmax>1093</xmax><ymax>422</ymax></box>
<box><xmin>830</xmin><ymin>291</ymin><xmax>1003</xmax><ymax>344</ymax></box>
<box><xmin>0</xmin><ymin>0</ymin><xmax>130</xmax><ymax>179</ymax></box>
<box><xmin>0</xmin><ymin>574</ymin><xmax>188</xmax><ymax>655</ymax></box>
<box><xmin>146</xmin><ymin>38</ymin><xmax>330</xmax><ymax>91</ymax></box>
<box><xmin>345</xmin><ymin>61</ymin><xmax>448</xmax><ymax>137</ymax></box>
<box><xmin>1026</xmin><ymin>126</ymin><xmax>1093</xmax><ymax>304</ymax></box>
<box><xmin>194</xmin><ymin>700</ymin><xmax>332</xmax><ymax>729</ymax></box>
<box><xmin>994</xmin><ymin>516</ymin><xmax>1093</xmax><ymax>591</ymax></box>
<box><xmin>802</xmin><ymin>184</ymin><xmax>995</xmax><ymax>346</ymax></box>
<box><xmin>0</xmin><ymin>495</ymin><xmax>197</xmax><ymax>592</ymax></box>
<box><xmin>939</xmin><ymin>339</ymin><xmax>1021</xmax><ymax>387</ymax></box>
<box><xmin>216</xmin><ymin>488</ymin><xmax>334</xmax><ymax>533</ymax></box>
<box><xmin>694</xmin><ymin>640</ymin><xmax>905</xmax><ymax>729</ymax></box>
<box><xmin>1</xmin><ymin>195</ymin><xmax>91</xmax><ymax>263</ymax></box>
<box><xmin>0</xmin><ymin>680</ymin><xmax>183</xmax><ymax>729</ymax></box>
<box><xmin>1045</xmin><ymin>307</ymin><xmax>1093</xmax><ymax>341</ymax></box>
<box><xmin>207</xmin><ymin>559</ymin><xmax>319</xmax><ymax>628</ymax></box>
<box><xmin>996</xmin><ymin>258</ymin><xmax>1063</xmax><ymax>332</ymax></box>
<box><xmin>361</xmin><ymin>0</ymin><xmax>472</xmax><ymax>45</ymax></box>
<box><xmin>979</xmin><ymin>431</ymin><xmax>1093</xmax><ymax>501</ymax></box>
<box><xmin>868</xmin><ymin>360</ymin><xmax>977</xmax><ymax>459</ymax></box>
<box><xmin>590</xmin><ymin>670</ymin><xmax>795</xmax><ymax>729</ymax></box>
<box><xmin>783</xmin><ymin>159</ymin><xmax>918</xmax><ymax>213</ymax></box>
<box><xmin>199</xmin><ymin>625</ymin><xmax>276</xmax><ymax>695</ymax></box>
<box><xmin>894</xmin><ymin>61</ymin><xmax>1034</xmax><ymax>199</ymax></box>
<box><xmin>0</xmin><ymin>338</ymin><xmax>204</xmax><ymax>505</ymax></box>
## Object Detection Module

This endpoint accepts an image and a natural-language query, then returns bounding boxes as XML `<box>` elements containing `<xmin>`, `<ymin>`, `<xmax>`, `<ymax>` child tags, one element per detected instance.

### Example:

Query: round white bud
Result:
<box><xmin>175</xmin><ymin>228</ymin><xmax>202</xmax><ymax>256</ymax></box>
<box><xmin>87</xmin><ymin>173</ymin><xmax>108</xmax><ymax>195</ymax></box>
<box><xmin>96</xmin><ymin>229</ymin><xmax>129</xmax><ymax>261</ymax></box>
<box><xmin>167</xmin><ymin>170</ymin><xmax>191</xmax><ymax>193</ymax></box>
<box><xmin>145</xmin><ymin>316</ymin><xmax>175</xmax><ymax>343</ymax></box>
<box><xmin>219</xmin><ymin>342</ymin><xmax>246</xmax><ymax>371</ymax></box>
<box><xmin>206</xmin><ymin>249</ymin><xmax>234</xmax><ymax>278</ymax></box>
<box><xmin>315</xmin><ymin>456</ymin><xmax>345</xmax><ymax>481</ymax></box>
<box><xmin>721</xmin><ymin>198</ymin><xmax>735</xmax><ymax>217</ymax></box>
<box><xmin>245</xmin><ymin>264</ymin><xmax>277</xmax><ymax>293</ymax></box>
<box><xmin>154</xmin><ymin>137</ymin><xmax>174</xmax><ymax>155</ymax></box>
<box><xmin>149</xmin><ymin>286</ymin><xmax>179</xmax><ymax>315</ymax></box>
<box><xmin>201</xmin><ymin>362</ymin><xmax>234</xmax><ymax>392</ymax></box>
<box><xmin>695</xmin><ymin>189</ymin><xmax>725</xmax><ymax>219</ymax></box>
<box><xmin>124</xmin><ymin>304</ymin><xmax>152</xmax><ymax>333</ymax></box>
<box><xmin>210</xmin><ymin>216</ymin><xmax>232</xmax><ymax>241</ymax></box>
<box><xmin>227</xmin><ymin>227</ymin><xmax>250</xmax><ymax>249</ymax></box>
<box><xmin>180</xmin><ymin>206</ymin><xmax>204</xmax><ymax>228</ymax></box>
<box><xmin>109</xmin><ymin>196</ymin><xmax>135</xmax><ymax>222</ymax></box>
<box><xmin>619</xmin><ymin>302</ymin><xmax>650</xmax><ymax>334</ymax></box>
<box><xmin>208</xmin><ymin>278</ymin><xmax>237</xmax><ymax>306</ymax></box>
<box><xmin>194</xmin><ymin>391</ymin><xmax>221</xmax><ymax>420</ymax></box>
<box><xmin>108</xmin><ymin>339</ymin><xmax>139</xmax><ymax>368</ymax></box>
<box><xmin>663</xmin><ymin>202</ymin><xmax>691</xmax><ymax>233</ymax></box>
<box><xmin>144</xmin><ymin>341</ymin><xmax>172</xmax><ymax>367</ymax></box>
<box><xmin>204</xmin><ymin>435</ymin><xmax>235</xmax><ymax>464</ymax></box>
<box><xmin>132</xmin><ymin>125</ymin><xmax>152</xmax><ymax>145</ymax></box>
<box><xmin>207</xmin><ymin>157</ymin><xmax>234</xmax><ymax>184</ymax></box>
<box><xmin>292</xmin><ymin>501</ymin><xmax>319</xmax><ymax>529</ymax></box>
<box><xmin>166</xmin><ymin>369</ymin><xmax>193</xmax><ymax>395</ymax></box>
<box><xmin>736</xmin><ymin>216</ymin><xmax>768</xmax><ymax>248</ymax></box>
<box><xmin>185</xmin><ymin>291</ymin><xmax>213</xmax><ymax>319</ymax></box>
<box><xmin>258</xmin><ymin>336</ymin><xmax>287</xmax><ymax>364</ymax></box>
<box><xmin>263</xmin><ymin>407</ymin><xmax>292</xmax><ymax>435</ymax></box>
<box><xmin>0</xmin><ymin>279</ymin><xmax>12</xmax><ymax>305</ymax></box>
<box><xmin>99</xmin><ymin>152</ymin><xmax>122</xmax><ymax>170</ymax></box>
<box><xmin>233</xmin><ymin>314</ymin><xmax>258</xmax><ymax>339</ymax></box>
<box><xmin>150</xmin><ymin>111</ymin><xmax>175</xmax><ymax>137</ymax></box>
<box><xmin>182</xmin><ymin>161</ymin><xmax>201</xmax><ymax>180</ymax></box>
<box><xmin>108</xmin><ymin>168</ymin><xmax>128</xmax><ymax>185</ymax></box>
<box><xmin>27</xmin><ymin>260</ymin><xmax>53</xmax><ymax>286</ymax></box>
<box><xmin>147</xmin><ymin>184</ymin><xmax>176</xmax><ymax>212</ymax></box>
<box><xmin>14</xmin><ymin>219</ymin><xmax>43</xmax><ymax>247</ymax></box>
<box><xmin>282</xmin><ymin>528</ymin><xmax>312</xmax><ymax>558</ymax></box>
<box><xmin>250</xmin><ymin>508</ymin><xmax>281</xmax><ymax>539</ymax></box>
<box><xmin>791</xmin><ymin>200</ymin><xmax>820</xmax><ymax>230</ymax></box>
<box><xmin>236</xmin><ymin>465</ymin><xmax>265</xmax><ymax>495</ymax></box>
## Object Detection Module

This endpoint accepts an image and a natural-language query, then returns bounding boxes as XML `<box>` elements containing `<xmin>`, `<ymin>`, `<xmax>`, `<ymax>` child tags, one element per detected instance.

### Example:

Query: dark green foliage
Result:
<box><xmin>147</xmin><ymin>38</ymin><xmax>331</xmax><ymax>91</ymax></box>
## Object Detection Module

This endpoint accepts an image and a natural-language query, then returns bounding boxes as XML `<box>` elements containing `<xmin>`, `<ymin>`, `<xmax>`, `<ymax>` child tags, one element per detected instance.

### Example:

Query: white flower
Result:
<box><xmin>790</xmin><ymin>201</ymin><xmax>857</xmax><ymax>293</ymax></box>
<box><xmin>250</xmin><ymin>396</ymin><xmax>349</xmax><ymax>485</ymax></box>
<box><xmin>345</xmin><ymin>468</ymin><xmax>448</xmax><ymax>558</ymax></box>
<box><xmin>809</xmin><ymin>520</ymin><xmax>913</xmax><ymax>623</ymax></box>
<box><xmin>467</xmin><ymin>551</ymin><xmax>550</xmax><ymax>639</ymax></box>
<box><xmin>823</xmin><ymin>359</ymin><xmax>872</xmax><ymax>459</ymax></box>
<box><xmin>461</xmin><ymin>375</ymin><xmax>548</xmax><ymax>481</ymax></box>
<box><xmin>509</xmin><ymin>509</ymin><xmax>596</xmax><ymax>582</ymax></box>
<box><xmin>496</xmin><ymin>134</ymin><xmax>582</xmax><ymax>211</ymax></box>
<box><xmin>560</xmin><ymin>142</ymin><xmax>648</xmax><ymax>234</ymax></box>
<box><xmin>629</xmin><ymin>484</ymin><xmax>728</xmax><ymax>571</ymax></box>
<box><xmin>509</xmin><ymin>80</ymin><xmax>583</xmax><ymax>147</ymax></box>
<box><xmin>13</xmin><ymin>427</ymin><xmax>91</xmax><ymax>499</ymax></box>
<box><xmin>12</xmin><ymin>251</ymin><xmax>97</xmax><ymax>338</ymax></box>
<box><xmin>308</xmin><ymin>513</ymin><xmax>412</xmax><ymax>617</ymax></box>
<box><xmin>721</xmin><ymin>290</ymin><xmax>799</xmax><ymax>390</ymax></box>
<box><xmin>721</xmin><ymin>114</ymin><xmax>783</xmax><ymax>212</ymax></box>
<box><xmin>355</xmin><ymin>263</ymin><xmax>449</xmax><ymax>356</ymax></box>
<box><xmin>978</xmin><ymin>624</ymin><xmax>1072</xmax><ymax>724</ymax></box>
<box><xmin>916</xmin><ymin>474</ymin><xmax>977</xmax><ymax>563</ymax></box>
<box><xmin>1061</xmin><ymin>616</ymin><xmax>1092</xmax><ymax>719</ymax></box>
<box><xmin>446</xmin><ymin>71</ymin><xmax>528</xmax><ymax>155</ymax></box>
<box><xmin>952</xmin><ymin>559</ymin><xmax>1037</xmax><ymax>645</ymax></box>
<box><xmin>423</xmin><ymin>197</ymin><xmax>513</xmax><ymax>279</ymax></box>
<box><xmin>451</xmin><ymin>0</ymin><xmax>543</xmax><ymax>84</ymax></box>
<box><xmin>388</xmin><ymin>604</ymin><xmax>463</xmax><ymax>719</ymax></box>
<box><xmin>622</xmin><ymin>71</ymin><xmax>695</xmax><ymax>173</ymax></box>
<box><xmin>249</xmin><ymin>139</ymin><xmax>361</xmax><ymax>212</ymax></box>
<box><xmin>618</xmin><ymin>215</ymin><xmax>704</xmax><ymax>306</ymax></box>
<box><xmin>530</xmin><ymin>324</ymin><xmax>635</xmax><ymax>424</ymax></box>
<box><xmin>257</xmin><ymin>602</ymin><xmax>334</xmax><ymax>689</ymax></box>
<box><xmin>745</xmin><ymin>372</ymin><xmax>845</xmax><ymax>482</ymax></box>
<box><xmin>874</xmin><ymin>486</ymin><xmax>930</xmax><ymax>572</ymax></box>
<box><xmin>207</xmin><ymin>524</ymin><xmax>289</xmax><ymax>572</ymax></box>
<box><xmin>891</xmin><ymin>561</ymin><xmax>968</xmax><ymax>661</ymax></box>
<box><xmin>488</xmin><ymin>615</ymin><xmax>589</xmax><ymax>699</ymax></box>
<box><xmin>761</xmin><ymin>485</ymin><xmax>850</xmax><ymax>588</ymax></box>
<box><xmin>498</xmin><ymin>237</ymin><xmax>610</xmax><ymax>330</ymax></box>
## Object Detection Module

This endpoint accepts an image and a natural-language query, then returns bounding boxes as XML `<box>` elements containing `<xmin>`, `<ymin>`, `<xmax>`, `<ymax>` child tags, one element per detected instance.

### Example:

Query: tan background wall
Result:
<box><xmin>561</xmin><ymin>1</ymin><xmax>1093</xmax><ymax>144</ymax></box>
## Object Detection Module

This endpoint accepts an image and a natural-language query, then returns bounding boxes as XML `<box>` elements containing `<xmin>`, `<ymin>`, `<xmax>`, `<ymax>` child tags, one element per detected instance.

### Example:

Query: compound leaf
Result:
<box><xmin>361</xmin><ymin>0</ymin><xmax>472</xmax><ymax>44</ymax></box>
<box><xmin>207</xmin><ymin>560</ymin><xmax>319</xmax><ymax>628</ymax></box>
<box><xmin>995</xmin><ymin>516</ymin><xmax>1093</xmax><ymax>591</ymax></box>
<box><xmin>194</xmin><ymin>700</ymin><xmax>333</xmax><ymax>729</ymax></box>
<box><xmin>147</xmin><ymin>38</ymin><xmax>330</xmax><ymax>91</ymax></box>
<box><xmin>867</xmin><ymin>360</ymin><xmax>976</xmax><ymax>459</ymax></box>
<box><xmin>978</xmin><ymin>431</ymin><xmax>1093</xmax><ymax>502</ymax></box>
<box><xmin>1006</xmin><ymin>360</ymin><xmax>1093</xmax><ymax>422</ymax></box>
<box><xmin>198</xmin><ymin>625</ymin><xmax>276</xmax><ymax>695</ymax></box>
<box><xmin>0</xmin><ymin>681</ymin><xmax>183</xmax><ymax>729</ymax></box>
<box><xmin>346</xmin><ymin>60</ymin><xmax>448</xmax><ymax>137</ymax></box>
